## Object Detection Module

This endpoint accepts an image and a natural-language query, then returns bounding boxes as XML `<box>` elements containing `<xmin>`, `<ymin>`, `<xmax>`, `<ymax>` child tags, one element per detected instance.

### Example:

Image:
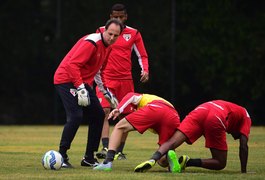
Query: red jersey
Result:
<box><xmin>97</xmin><ymin>26</ymin><xmax>148</xmax><ymax>80</ymax></box>
<box><xmin>199</xmin><ymin>100</ymin><xmax>252</xmax><ymax>139</ymax></box>
<box><xmin>54</xmin><ymin>33</ymin><xmax>111</xmax><ymax>88</ymax></box>
<box><xmin>179</xmin><ymin>100</ymin><xmax>252</xmax><ymax>150</ymax></box>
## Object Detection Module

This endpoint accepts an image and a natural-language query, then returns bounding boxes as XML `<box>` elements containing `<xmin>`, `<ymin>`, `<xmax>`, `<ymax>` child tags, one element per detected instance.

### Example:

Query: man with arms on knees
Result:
<box><xmin>135</xmin><ymin>100</ymin><xmax>251</xmax><ymax>173</ymax></box>
<box><xmin>54</xmin><ymin>19</ymin><xmax>123</xmax><ymax>168</ymax></box>
<box><xmin>95</xmin><ymin>3</ymin><xmax>149</xmax><ymax>160</ymax></box>
<box><xmin>93</xmin><ymin>92</ymin><xmax>181</xmax><ymax>171</ymax></box>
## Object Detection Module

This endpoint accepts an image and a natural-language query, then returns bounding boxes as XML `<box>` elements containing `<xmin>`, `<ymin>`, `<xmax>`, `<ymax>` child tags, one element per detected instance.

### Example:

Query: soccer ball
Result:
<box><xmin>42</xmin><ymin>150</ymin><xmax>63</xmax><ymax>170</ymax></box>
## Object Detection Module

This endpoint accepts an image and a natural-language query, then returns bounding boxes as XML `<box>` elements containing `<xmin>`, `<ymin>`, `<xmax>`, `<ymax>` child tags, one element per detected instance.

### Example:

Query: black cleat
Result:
<box><xmin>62</xmin><ymin>158</ymin><xmax>74</xmax><ymax>168</ymax></box>
<box><xmin>81</xmin><ymin>158</ymin><xmax>99</xmax><ymax>167</ymax></box>
<box><xmin>96</xmin><ymin>147</ymin><xmax>108</xmax><ymax>159</ymax></box>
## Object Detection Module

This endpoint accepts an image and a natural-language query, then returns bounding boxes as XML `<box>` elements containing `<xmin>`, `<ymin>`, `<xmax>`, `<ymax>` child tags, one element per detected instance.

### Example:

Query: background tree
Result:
<box><xmin>0</xmin><ymin>0</ymin><xmax>264</xmax><ymax>124</ymax></box>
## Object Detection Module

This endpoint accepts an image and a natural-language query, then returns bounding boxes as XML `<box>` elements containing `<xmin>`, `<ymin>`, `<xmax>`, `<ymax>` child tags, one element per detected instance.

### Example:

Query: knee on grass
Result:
<box><xmin>157</xmin><ymin>156</ymin><xmax>168</xmax><ymax>168</ymax></box>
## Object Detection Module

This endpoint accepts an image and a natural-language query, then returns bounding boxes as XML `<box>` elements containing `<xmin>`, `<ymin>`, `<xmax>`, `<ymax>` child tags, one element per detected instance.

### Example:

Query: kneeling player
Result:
<box><xmin>134</xmin><ymin>100</ymin><xmax>252</xmax><ymax>173</ymax></box>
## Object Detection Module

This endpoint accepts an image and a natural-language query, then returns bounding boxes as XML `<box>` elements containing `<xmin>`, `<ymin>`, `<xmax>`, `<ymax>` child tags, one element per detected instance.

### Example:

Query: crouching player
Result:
<box><xmin>135</xmin><ymin>100</ymin><xmax>252</xmax><ymax>173</ymax></box>
<box><xmin>93</xmin><ymin>92</ymin><xmax>181</xmax><ymax>172</ymax></box>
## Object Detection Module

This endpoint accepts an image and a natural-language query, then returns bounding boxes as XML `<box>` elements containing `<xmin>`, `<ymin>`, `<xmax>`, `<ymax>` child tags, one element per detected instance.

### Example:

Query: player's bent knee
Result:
<box><xmin>157</xmin><ymin>157</ymin><xmax>168</xmax><ymax>168</ymax></box>
<box><xmin>115</xmin><ymin>118</ymin><xmax>134</xmax><ymax>133</ymax></box>
<box><xmin>215</xmin><ymin>161</ymin><xmax>226</xmax><ymax>170</ymax></box>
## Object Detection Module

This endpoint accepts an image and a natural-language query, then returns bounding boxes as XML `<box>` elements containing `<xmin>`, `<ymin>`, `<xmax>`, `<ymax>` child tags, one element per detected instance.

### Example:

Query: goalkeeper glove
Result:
<box><xmin>103</xmin><ymin>88</ymin><xmax>118</xmax><ymax>108</ymax></box>
<box><xmin>77</xmin><ymin>84</ymin><xmax>90</xmax><ymax>107</ymax></box>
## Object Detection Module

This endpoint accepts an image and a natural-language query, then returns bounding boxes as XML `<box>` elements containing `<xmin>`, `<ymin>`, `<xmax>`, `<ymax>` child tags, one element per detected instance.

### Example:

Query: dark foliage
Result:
<box><xmin>0</xmin><ymin>0</ymin><xmax>264</xmax><ymax>124</ymax></box>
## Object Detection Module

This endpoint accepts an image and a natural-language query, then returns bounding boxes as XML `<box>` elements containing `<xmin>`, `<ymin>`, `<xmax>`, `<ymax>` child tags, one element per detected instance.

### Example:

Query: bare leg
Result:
<box><xmin>117</xmin><ymin>114</ymin><xmax>128</xmax><ymax>153</ymax></box>
<box><xmin>108</xmin><ymin>118</ymin><xmax>134</xmax><ymax>151</ymax></box>
<box><xmin>120</xmin><ymin>130</ymin><xmax>128</xmax><ymax>144</ymax></box>
<box><xmin>101</xmin><ymin>108</ymin><xmax>111</xmax><ymax>144</ymax></box>
<box><xmin>157</xmin><ymin>155</ymin><xmax>168</xmax><ymax>167</ymax></box>
<box><xmin>157</xmin><ymin>131</ymin><xmax>187</xmax><ymax>157</ymax></box>
<box><xmin>94</xmin><ymin>119</ymin><xmax>135</xmax><ymax>169</ymax></box>
<box><xmin>200</xmin><ymin>148</ymin><xmax>227</xmax><ymax>170</ymax></box>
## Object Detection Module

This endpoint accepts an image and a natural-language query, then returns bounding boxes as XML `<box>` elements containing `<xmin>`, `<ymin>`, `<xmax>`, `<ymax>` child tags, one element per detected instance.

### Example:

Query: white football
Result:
<box><xmin>42</xmin><ymin>150</ymin><xmax>63</xmax><ymax>170</ymax></box>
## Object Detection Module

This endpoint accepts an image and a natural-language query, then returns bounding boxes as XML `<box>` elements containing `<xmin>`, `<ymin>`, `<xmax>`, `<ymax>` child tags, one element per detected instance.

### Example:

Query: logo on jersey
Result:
<box><xmin>123</xmin><ymin>34</ymin><xmax>131</xmax><ymax>41</ymax></box>
<box><xmin>70</xmin><ymin>89</ymin><xmax>77</xmax><ymax>96</ymax></box>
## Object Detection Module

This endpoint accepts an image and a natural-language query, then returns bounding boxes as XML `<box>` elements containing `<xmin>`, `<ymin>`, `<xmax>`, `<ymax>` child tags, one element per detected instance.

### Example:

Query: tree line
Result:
<box><xmin>0</xmin><ymin>0</ymin><xmax>264</xmax><ymax>124</ymax></box>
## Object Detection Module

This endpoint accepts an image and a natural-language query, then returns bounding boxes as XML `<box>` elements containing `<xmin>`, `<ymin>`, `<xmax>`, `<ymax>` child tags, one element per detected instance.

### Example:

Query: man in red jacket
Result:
<box><xmin>95</xmin><ymin>3</ymin><xmax>149</xmax><ymax>161</ymax></box>
<box><xmin>53</xmin><ymin>19</ymin><xmax>123</xmax><ymax>168</ymax></box>
<box><xmin>134</xmin><ymin>100</ymin><xmax>252</xmax><ymax>173</ymax></box>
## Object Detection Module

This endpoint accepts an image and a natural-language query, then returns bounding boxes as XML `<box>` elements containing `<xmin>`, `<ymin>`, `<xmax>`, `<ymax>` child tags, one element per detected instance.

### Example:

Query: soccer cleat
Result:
<box><xmin>81</xmin><ymin>158</ymin><xmax>99</xmax><ymax>167</ymax></box>
<box><xmin>178</xmin><ymin>155</ymin><xmax>190</xmax><ymax>171</ymax></box>
<box><xmin>114</xmin><ymin>152</ymin><xmax>127</xmax><ymax>160</ymax></box>
<box><xmin>134</xmin><ymin>159</ymin><xmax>156</xmax><ymax>172</ymax></box>
<box><xmin>167</xmin><ymin>150</ymin><xmax>181</xmax><ymax>173</ymax></box>
<box><xmin>93</xmin><ymin>162</ymin><xmax>112</xmax><ymax>171</ymax></box>
<box><xmin>96</xmin><ymin>147</ymin><xmax>108</xmax><ymax>159</ymax></box>
<box><xmin>62</xmin><ymin>158</ymin><xmax>74</xmax><ymax>168</ymax></box>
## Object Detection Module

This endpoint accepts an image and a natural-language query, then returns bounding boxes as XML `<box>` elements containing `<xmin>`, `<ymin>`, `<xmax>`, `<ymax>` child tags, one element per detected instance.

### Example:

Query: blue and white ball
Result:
<box><xmin>42</xmin><ymin>150</ymin><xmax>63</xmax><ymax>170</ymax></box>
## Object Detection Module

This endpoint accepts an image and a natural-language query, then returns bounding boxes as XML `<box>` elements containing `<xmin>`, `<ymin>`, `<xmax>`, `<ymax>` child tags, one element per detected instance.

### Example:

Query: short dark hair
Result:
<box><xmin>111</xmin><ymin>3</ymin><xmax>127</xmax><ymax>14</ymax></box>
<box><xmin>105</xmin><ymin>18</ymin><xmax>124</xmax><ymax>34</ymax></box>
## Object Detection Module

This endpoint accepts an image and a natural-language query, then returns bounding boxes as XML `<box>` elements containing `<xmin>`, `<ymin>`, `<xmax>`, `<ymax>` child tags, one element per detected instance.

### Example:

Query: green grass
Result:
<box><xmin>0</xmin><ymin>126</ymin><xmax>264</xmax><ymax>179</ymax></box>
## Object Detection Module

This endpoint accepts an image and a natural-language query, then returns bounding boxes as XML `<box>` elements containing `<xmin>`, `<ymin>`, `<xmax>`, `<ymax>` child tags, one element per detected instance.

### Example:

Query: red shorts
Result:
<box><xmin>126</xmin><ymin>101</ymin><xmax>180</xmax><ymax>145</ymax></box>
<box><xmin>96</xmin><ymin>79</ymin><xmax>134</xmax><ymax>113</ymax></box>
<box><xmin>178</xmin><ymin>105</ymin><xmax>228</xmax><ymax>150</ymax></box>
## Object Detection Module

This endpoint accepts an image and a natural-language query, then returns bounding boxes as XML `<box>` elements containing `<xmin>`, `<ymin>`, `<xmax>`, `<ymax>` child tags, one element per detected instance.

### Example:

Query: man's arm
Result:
<box><xmin>118</xmin><ymin>92</ymin><xmax>142</xmax><ymax>113</ymax></box>
<box><xmin>67</xmin><ymin>39</ymin><xmax>96</xmax><ymax>88</ymax></box>
<box><xmin>239</xmin><ymin>134</ymin><xmax>248</xmax><ymax>173</ymax></box>
<box><xmin>133</xmin><ymin>31</ymin><xmax>149</xmax><ymax>83</ymax></box>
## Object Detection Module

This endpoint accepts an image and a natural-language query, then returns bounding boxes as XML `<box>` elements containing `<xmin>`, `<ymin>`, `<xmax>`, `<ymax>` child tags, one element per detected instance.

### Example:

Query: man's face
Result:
<box><xmin>110</xmin><ymin>10</ymin><xmax>127</xmax><ymax>24</ymax></box>
<box><xmin>103</xmin><ymin>23</ymin><xmax>121</xmax><ymax>46</ymax></box>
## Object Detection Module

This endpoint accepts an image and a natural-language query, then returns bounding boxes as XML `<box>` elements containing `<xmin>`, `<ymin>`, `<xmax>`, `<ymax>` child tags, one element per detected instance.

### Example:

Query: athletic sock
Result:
<box><xmin>103</xmin><ymin>150</ymin><xmax>116</xmax><ymax>164</ymax></box>
<box><xmin>117</xmin><ymin>142</ymin><xmax>125</xmax><ymax>153</ymax></box>
<box><xmin>151</xmin><ymin>151</ymin><xmax>162</xmax><ymax>161</ymax></box>
<box><xmin>187</xmin><ymin>158</ymin><xmax>202</xmax><ymax>167</ymax></box>
<box><xmin>102</xmin><ymin>138</ymin><xmax>109</xmax><ymax>149</ymax></box>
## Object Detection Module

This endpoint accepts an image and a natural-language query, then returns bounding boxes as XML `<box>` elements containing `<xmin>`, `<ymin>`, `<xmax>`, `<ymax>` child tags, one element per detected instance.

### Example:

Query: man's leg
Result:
<box><xmin>97</xmin><ymin>112</ymin><xmax>128</xmax><ymax>160</ymax></box>
<box><xmin>101</xmin><ymin>108</ymin><xmax>111</xmax><ymax>148</ymax></box>
<box><xmin>114</xmin><ymin>114</ymin><xmax>128</xmax><ymax>160</ymax></box>
<box><xmin>200</xmin><ymin>148</ymin><xmax>227</xmax><ymax>170</ymax></box>
<box><xmin>55</xmin><ymin>83</ymin><xmax>83</xmax><ymax>168</ymax></box>
<box><xmin>134</xmin><ymin>130</ymin><xmax>187</xmax><ymax>172</ymax></box>
<box><xmin>81</xmin><ymin>86</ymin><xmax>105</xmax><ymax>167</ymax></box>
<box><xmin>93</xmin><ymin>118</ymin><xmax>134</xmax><ymax>171</ymax></box>
<box><xmin>180</xmin><ymin>148</ymin><xmax>227</xmax><ymax>171</ymax></box>
<box><xmin>96</xmin><ymin>108</ymin><xmax>111</xmax><ymax>159</ymax></box>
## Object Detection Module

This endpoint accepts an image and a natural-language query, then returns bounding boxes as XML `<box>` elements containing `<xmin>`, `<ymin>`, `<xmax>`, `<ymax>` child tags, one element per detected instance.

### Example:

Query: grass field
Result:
<box><xmin>0</xmin><ymin>125</ymin><xmax>264</xmax><ymax>179</ymax></box>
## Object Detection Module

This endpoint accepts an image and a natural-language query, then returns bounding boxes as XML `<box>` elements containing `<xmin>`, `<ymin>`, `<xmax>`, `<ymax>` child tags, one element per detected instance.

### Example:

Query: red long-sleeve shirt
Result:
<box><xmin>97</xmin><ymin>26</ymin><xmax>149</xmax><ymax>80</ymax></box>
<box><xmin>54</xmin><ymin>33</ymin><xmax>111</xmax><ymax>88</ymax></box>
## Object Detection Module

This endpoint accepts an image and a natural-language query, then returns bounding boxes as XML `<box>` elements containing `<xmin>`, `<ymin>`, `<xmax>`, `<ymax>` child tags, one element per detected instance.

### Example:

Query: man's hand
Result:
<box><xmin>140</xmin><ymin>71</ymin><xmax>149</xmax><ymax>83</ymax></box>
<box><xmin>77</xmin><ymin>84</ymin><xmax>90</xmax><ymax>107</ymax></box>
<box><xmin>108</xmin><ymin>109</ymin><xmax>120</xmax><ymax>120</ymax></box>
<box><xmin>103</xmin><ymin>88</ymin><xmax>119</xmax><ymax>108</ymax></box>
